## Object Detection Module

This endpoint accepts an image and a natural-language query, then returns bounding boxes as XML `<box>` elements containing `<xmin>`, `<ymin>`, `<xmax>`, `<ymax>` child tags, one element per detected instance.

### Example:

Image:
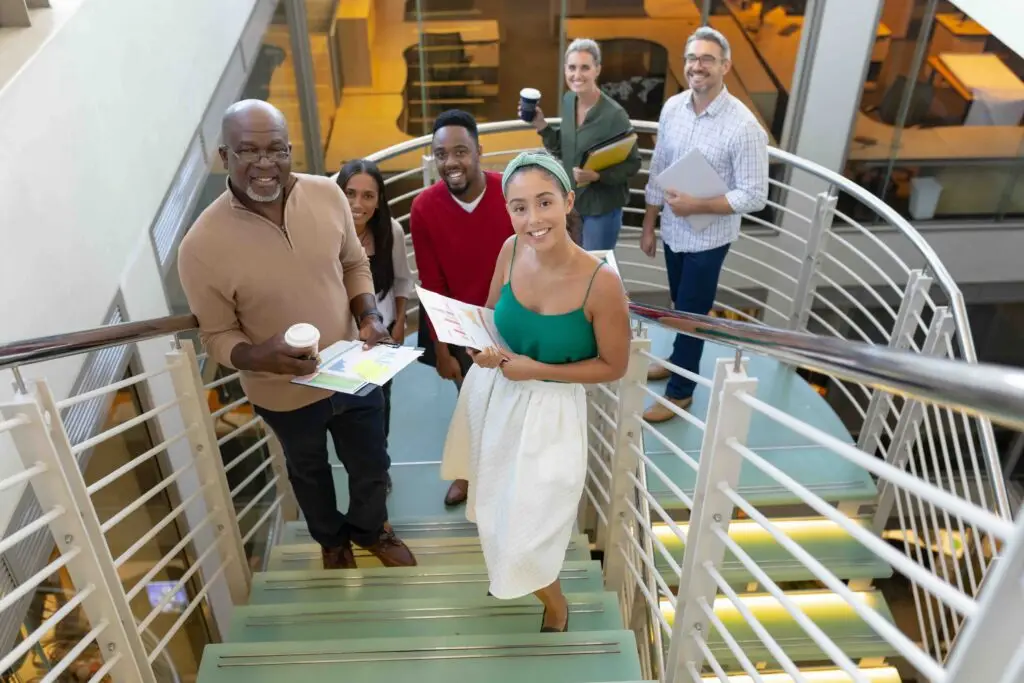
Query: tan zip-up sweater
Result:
<box><xmin>177</xmin><ymin>174</ymin><xmax>375</xmax><ymax>412</ymax></box>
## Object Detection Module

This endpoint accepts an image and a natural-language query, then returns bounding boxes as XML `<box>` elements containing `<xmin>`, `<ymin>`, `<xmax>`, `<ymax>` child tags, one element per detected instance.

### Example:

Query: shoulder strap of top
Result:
<box><xmin>582</xmin><ymin>259</ymin><xmax>606</xmax><ymax>307</ymax></box>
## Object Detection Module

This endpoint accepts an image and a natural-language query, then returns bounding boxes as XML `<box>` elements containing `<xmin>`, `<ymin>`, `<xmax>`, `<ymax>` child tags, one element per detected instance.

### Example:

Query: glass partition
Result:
<box><xmin>843</xmin><ymin>0</ymin><xmax>1024</xmax><ymax>223</ymax></box>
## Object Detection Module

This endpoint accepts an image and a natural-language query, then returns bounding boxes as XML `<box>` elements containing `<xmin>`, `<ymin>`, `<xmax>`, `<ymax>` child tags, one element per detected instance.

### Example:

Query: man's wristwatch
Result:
<box><xmin>358</xmin><ymin>309</ymin><xmax>384</xmax><ymax>326</ymax></box>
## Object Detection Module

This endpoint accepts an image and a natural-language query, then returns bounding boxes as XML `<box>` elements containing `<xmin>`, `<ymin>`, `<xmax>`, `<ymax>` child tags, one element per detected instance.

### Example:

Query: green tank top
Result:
<box><xmin>493</xmin><ymin>239</ymin><xmax>603</xmax><ymax>365</ymax></box>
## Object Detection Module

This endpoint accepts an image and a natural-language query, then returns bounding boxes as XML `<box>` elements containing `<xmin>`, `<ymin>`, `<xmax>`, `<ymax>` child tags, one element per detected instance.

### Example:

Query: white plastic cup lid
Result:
<box><xmin>285</xmin><ymin>323</ymin><xmax>320</xmax><ymax>349</ymax></box>
<box><xmin>520</xmin><ymin>88</ymin><xmax>541</xmax><ymax>101</ymax></box>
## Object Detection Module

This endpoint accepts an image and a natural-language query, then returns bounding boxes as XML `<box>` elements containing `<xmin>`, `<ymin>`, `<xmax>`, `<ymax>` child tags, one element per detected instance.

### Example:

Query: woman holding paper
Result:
<box><xmin>337</xmin><ymin>159</ymin><xmax>415</xmax><ymax>459</ymax></box>
<box><xmin>440</xmin><ymin>151</ymin><xmax>631</xmax><ymax>631</ymax></box>
<box><xmin>519</xmin><ymin>38</ymin><xmax>641</xmax><ymax>251</ymax></box>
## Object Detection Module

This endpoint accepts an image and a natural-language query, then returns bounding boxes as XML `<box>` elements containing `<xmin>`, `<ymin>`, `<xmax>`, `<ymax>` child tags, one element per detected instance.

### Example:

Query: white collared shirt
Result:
<box><xmin>644</xmin><ymin>87</ymin><xmax>769</xmax><ymax>253</ymax></box>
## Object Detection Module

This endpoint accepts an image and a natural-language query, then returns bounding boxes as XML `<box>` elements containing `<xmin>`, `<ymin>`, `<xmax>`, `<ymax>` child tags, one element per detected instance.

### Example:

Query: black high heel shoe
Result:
<box><xmin>540</xmin><ymin>606</ymin><xmax>570</xmax><ymax>633</ymax></box>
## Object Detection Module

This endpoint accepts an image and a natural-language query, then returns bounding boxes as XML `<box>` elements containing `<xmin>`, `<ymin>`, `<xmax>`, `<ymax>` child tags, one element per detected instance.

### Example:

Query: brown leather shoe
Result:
<box><xmin>359</xmin><ymin>528</ymin><xmax>417</xmax><ymax>567</ymax></box>
<box><xmin>647</xmin><ymin>363</ymin><xmax>671</xmax><ymax>381</ymax></box>
<box><xmin>322</xmin><ymin>543</ymin><xmax>357</xmax><ymax>570</ymax></box>
<box><xmin>642</xmin><ymin>396</ymin><xmax>694</xmax><ymax>424</ymax></box>
<box><xmin>445</xmin><ymin>479</ymin><xmax>469</xmax><ymax>506</ymax></box>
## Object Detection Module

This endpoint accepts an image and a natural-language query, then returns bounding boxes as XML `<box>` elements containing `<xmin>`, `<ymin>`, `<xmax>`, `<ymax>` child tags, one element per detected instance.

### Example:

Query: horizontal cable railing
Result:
<box><xmin>356</xmin><ymin>119</ymin><xmax>1008</xmax><ymax>532</ymax></box>
<box><xmin>0</xmin><ymin>335</ymin><xmax>294</xmax><ymax>682</ymax></box>
<box><xmin>585</xmin><ymin>332</ymin><xmax>1023</xmax><ymax>683</ymax></box>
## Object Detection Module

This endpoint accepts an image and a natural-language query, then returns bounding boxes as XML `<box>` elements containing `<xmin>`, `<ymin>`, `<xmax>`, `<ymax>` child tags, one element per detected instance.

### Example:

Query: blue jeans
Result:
<box><xmin>664</xmin><ymin>242</ymin><xmax>731</xmax><ymax>400</ymax></box>
<box><xmin>582</xmin><ymin>208</ymin><xmax>623</xmax><ymax>250</ymax></box>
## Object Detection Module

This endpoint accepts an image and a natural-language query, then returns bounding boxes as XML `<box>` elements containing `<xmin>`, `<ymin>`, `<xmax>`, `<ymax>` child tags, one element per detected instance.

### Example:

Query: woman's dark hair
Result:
<box><xmin>337</xmin><ymin>159</ymin><xmax>396</xmax><ymax>299</ymax></box>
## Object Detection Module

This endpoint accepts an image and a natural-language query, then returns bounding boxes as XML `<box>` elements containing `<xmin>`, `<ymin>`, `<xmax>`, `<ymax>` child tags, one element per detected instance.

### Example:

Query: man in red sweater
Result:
<box><xmin>410</xmin><ymin>110</ymin><xmax>514</xmax><ymax>507</ymax></box>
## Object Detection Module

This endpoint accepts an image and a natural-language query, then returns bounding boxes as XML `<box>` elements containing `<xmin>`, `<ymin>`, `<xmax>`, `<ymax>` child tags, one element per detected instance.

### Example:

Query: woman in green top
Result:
<box><xmin>519</xmin><ymin>38</ymin><xmax>642</xmax><ymax>251</ymax></box>
<box><xmin>440</xmin><ymin>152</ymin><xmax>631</xmax><ymax>633</ymax></box>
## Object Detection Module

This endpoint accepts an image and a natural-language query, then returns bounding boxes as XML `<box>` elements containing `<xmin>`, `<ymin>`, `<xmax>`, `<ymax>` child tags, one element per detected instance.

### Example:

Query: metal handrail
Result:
<box><xmin>0</xmin><ymin>314</ymin><xmax>197</xmax><ymax>371</ymax></box>
<box><xmin>629</xmin><ymin>302</ymin><xmax>1024</xmax><ymax>434</ymax></box>
<box><xmin>3</xmin><ymin>301</ymin><xmax>1021</xmax><ymax>437</ymax></box>
<box><xmin>366</xmin><ymin>119</ymin><xmax>965</xmax><ymax>328</ymax></box>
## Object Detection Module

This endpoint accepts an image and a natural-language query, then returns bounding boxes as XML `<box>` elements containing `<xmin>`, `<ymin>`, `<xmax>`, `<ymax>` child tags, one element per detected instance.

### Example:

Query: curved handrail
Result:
<box><xmin>366</xmin><ymin>117</ymin><xmax>1005</xmax><ymax>518</ymax></box>
<box><xmin>366</xmin><ymin>119</ymin><xmax>966</xmax><ymax>340</ymax></box>
<box><xmin>0</xmin><ymin>314</ymin><xmax>198</xmax><ymax>370</ymax></box>
<box><xmin>630</xmin><ymin>302</ymin><xmax>1024</xmax><ymax>433</ymax></box>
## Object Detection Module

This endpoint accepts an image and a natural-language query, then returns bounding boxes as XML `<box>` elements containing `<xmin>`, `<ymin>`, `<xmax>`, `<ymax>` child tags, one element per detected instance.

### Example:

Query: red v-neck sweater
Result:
<box><xmin>410</xmin><ymin>171</ymin><xmax>514</xmax><ymax>338</ymax></box>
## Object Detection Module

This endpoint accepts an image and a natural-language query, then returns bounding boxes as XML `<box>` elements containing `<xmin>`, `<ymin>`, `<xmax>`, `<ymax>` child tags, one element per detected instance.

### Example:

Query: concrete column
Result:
<box><xmin>759</xmin><ymin>0</ymin><xmax>886</xmax><ymax>327</ymax></box>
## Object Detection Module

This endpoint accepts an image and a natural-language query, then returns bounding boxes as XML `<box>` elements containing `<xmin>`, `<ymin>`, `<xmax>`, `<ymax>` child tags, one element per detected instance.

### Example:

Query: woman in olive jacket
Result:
<box><xmin>520</xmin><ymin>38</ymin><xmax>642</xmax><ymax>251</ymax></box>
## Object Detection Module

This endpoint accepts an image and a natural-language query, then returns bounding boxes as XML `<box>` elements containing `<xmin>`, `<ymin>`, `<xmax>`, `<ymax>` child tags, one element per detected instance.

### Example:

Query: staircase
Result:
<box><xmin>1</xmin><ymin>120</ymin><xmax>1023</xmax><ymax>683</ymax></box>
<box><xmin>191</xmin><ymin>326</ymin><xmax>908</xmax><ymax>683</ymax></box>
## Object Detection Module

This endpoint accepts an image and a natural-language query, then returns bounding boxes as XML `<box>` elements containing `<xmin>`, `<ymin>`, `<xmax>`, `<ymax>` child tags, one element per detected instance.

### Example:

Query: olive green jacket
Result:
<box><xmin>539</xmin><ymin>90</ymin><xmax>642</xmax><ymax>217</ymax></box>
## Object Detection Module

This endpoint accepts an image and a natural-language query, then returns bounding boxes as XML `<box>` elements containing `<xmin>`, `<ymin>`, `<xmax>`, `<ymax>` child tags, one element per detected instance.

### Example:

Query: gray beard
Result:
<box><xmin>247</xmin><ymin>185</ymin><xmax>282</xmax><ymax>203</ymax></box>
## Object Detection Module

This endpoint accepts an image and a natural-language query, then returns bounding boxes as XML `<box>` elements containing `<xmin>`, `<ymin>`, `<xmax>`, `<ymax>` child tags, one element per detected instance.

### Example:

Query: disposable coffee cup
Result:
<box><xmin>285</xmin><ymin>323</ymin><xmax>320</xmax><ymax>359</ymax></box>
<box><xmin>519</xmin><ymin>88</ymin><xmax>541</xmax><ymax>122</ymax></box>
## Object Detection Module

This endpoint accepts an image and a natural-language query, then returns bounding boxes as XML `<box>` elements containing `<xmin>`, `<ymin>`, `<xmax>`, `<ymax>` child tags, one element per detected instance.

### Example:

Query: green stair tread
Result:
<box><xmin>642</xmin><ymin>331</ymin><xmax>876</xmax><ymax>506</ymax></box>
<box><xmin>268</xmin><ymin>534</ymin><xmax>591</xmax><ymax>570</ymax></box>
<box><xmin>248</xmin><ymin>560</ymin><xmax>605</xmax><ymax>605</ymax></box>
<box><xmin>333</xmin><ymin>462</ymin><xmax>470</xmax><ymax>521</ymax></box>
<box><xmin>654</xmin><ymin>518</ymin><xmax>892</xmax><ymax>583</ymax></box>
<box><xmin>199</xmin><ymin>630</ymin><xmax>641</xmax><ymax>683</ymax></box>
<box><xmin>227</xmin><ymin>592</ymin><xmax>622</xmax><ymax>642</ymax></box>
<box><xmin>283</xmin><ymin>517</ymin><xmax>581</xmax><ymax>544</ymax></box>
<box><xmin>281</xmin><ymin>517</ymin><xmax>481</xmax><ymax>544</ymax></box>
<box><xmin>693</xmin><ymin>590</ymin><xmax>899</xmax><ymax>667</ymax></box>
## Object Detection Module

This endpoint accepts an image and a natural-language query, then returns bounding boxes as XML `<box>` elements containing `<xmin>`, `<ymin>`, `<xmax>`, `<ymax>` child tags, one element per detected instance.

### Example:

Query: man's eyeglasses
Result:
<box><xmin>226</xmin><ymin>147</ymin><xmax>291</xmax><ymax>164</ymax></box>
<box><xmin>684</xmin><ymin>54</ymin><xmax>720</xmax><ymax>66</ymax></box>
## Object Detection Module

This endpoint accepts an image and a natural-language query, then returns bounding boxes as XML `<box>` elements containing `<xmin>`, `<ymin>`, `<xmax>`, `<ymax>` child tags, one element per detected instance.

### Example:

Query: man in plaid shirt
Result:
<box><xmin>640</xmin><ymin>26</ymin><xmax>769</xmax><ymax>423</ymax></box>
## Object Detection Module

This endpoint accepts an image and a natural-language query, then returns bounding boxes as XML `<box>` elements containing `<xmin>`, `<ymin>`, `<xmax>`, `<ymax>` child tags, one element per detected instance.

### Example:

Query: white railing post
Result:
<box><xmin>665</xmin><ymin>355</ymin><xmax>758</xmax><ymax>683</ymax></box>
<box><xmin>602</xmin><ymin>335</ymin><xmax>653</xmax><ymax>595</ymax></box>
<box><xmin>579</xmin><ymin>387</ymin><xmax>602</xmax><ymax>543</ymax></box>
<box><xmin>942</xmin><ymin>516</ymin><xmax>1024</xmax><ymax>683</ymax></box>
<box><xmin>858</xmin><ymin>268</ymin><xmax>934</xmax><ymax>454</ymax></box>
<box><xmin>787</xmin><ymin>189</ymin><xmax>837</xmax><ymax>331</ymax></box>
<box><xmin>421</xmin><ymin>153</ymin><xmax>436</xmax><ymax>187</ymax></box>
<box><xmin>871</xmin><ymin>307</ymin><xmax>954</xmax><ymax>532</ymax></box>
<box><xmin>166</xmin><ymin>341</ymin><xmax>251</xmax><ymax>604</ymax></box>
<box><xmin>2</xmin><ymin>386</ymin><xmax>158</xmax><ymax>683</ymax></box>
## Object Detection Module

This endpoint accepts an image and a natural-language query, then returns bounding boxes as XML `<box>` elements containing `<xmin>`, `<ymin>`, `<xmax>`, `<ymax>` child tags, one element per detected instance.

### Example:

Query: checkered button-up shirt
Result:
<box><xmin>645</xmin><ymin>87</ymin><xmax>769</xmax><ymax>253</ymax></box>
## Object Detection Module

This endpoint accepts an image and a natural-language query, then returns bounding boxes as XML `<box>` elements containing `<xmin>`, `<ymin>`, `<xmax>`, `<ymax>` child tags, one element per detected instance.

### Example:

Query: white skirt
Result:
<box><xmin>441</xmin><ymin>365</ymin><xmax>587</xmax><ymax>599</ymax></box>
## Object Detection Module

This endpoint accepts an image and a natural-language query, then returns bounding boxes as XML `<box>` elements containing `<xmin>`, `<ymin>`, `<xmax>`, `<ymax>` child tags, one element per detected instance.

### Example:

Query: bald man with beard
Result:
<box><xmin>177</xmin><ymin>100</ymin><xmax>416</xmax><ymax>570</ymax></box>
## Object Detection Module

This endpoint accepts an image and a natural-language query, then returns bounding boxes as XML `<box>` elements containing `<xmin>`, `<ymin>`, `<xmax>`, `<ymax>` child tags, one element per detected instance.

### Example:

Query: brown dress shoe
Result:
<box><xmin>642</xmin><ymin>396</ymin><xmax>694</xmax><ymax>424</ymax></box>
<box><xmin>647</xmin><ymin>363</ymin><xmax>671</xmax><ymax>381</ymax></box>
<box><xmin>359</xmin><ymin>528</ymin><xmax>417</xmax><ymax>567</ymax></box>
<box><xmin>445</xmin><ymin>479</ymin><xmax>469</xmax><ymax>506</ymax></box>
<box><xmin>322</xmin><ymin>543</ymin><xmax>357</xmax><ymax>570</ymax></box>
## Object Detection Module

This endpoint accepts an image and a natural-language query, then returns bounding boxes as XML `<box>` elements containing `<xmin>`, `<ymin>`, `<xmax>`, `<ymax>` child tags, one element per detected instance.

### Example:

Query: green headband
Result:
<box><xmin>502</xmin><ymin>151</ymin><xmax>572</xmax><ymax>195</ymax></box>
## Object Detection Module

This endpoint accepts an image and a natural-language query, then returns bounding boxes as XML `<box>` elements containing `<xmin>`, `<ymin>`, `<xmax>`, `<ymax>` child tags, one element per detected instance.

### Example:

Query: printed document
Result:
<box><xmin>292</xmin><ymin>339</ymin><xmax>423</xmax><ymax>393</ymax></box>
<box><xmin>654</xmin><ymin>148</ymin><xmax>729</xmax><ymax>232</ymax></box>
<box><xmin>416</xmin><ymin>286</ymin><xmax>508</xmax><ymax>351</ymax></box>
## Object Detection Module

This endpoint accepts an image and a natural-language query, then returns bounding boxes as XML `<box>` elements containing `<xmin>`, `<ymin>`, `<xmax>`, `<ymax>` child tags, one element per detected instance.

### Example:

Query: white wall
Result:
<box><xmin>0</xmin><ymin>0</ymin><xmax>258</xmax><ymax>400</ymax></box>
<box><xmin>950</xmin><ymin>0</ymin><xmax>1024</xmax><ymax>56</ymax></box>
<box><xmin>0</xmin><ymin>0</ymin><xmax>259</xmax><ymax>555</ymax></box>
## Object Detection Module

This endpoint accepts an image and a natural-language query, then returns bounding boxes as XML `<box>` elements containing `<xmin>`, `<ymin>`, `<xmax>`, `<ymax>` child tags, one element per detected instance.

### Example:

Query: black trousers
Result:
<box><xmin>255</xmin><ymin>387</ymin><xmax>390</xmax><ymax>549</ymax></box>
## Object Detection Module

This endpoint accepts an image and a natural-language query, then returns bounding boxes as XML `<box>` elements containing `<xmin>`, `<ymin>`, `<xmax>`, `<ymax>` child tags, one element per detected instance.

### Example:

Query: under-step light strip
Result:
<box><xmin>701</xmin><ymin>666</ymin><xmax>901</xmax><ymax>682</ymax></box>
<box><xmin>660</xmin><ymin>590</ymin><xmax>876</xmax><ymax>624</ymax></box>
<box><xmin>653</xmin><ymin>518</ymin><xmax>857</xmax><ymax>546</ymax></box>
